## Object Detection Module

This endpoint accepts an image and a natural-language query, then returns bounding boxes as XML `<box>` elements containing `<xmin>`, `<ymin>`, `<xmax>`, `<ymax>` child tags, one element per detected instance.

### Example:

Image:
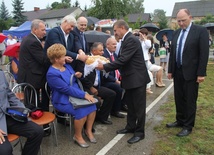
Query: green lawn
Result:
<box><xmin>151</xmin><ymin>63</ymin><xmax>214</xmax><ymax>155</ymax></box>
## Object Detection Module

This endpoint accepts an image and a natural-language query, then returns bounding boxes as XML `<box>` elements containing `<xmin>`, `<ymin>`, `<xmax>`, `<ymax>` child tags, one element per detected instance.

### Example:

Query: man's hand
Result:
<box><xmin>77</xmin><ymin>54</ymin><xmax>88</xmax><ymax>62</ymax></box>
<box><xmin>78</xmin><ymin>49</ymin><xmax>85</xmax><ymax>55</ymax></box>
<box><xmin>96</xmin><ymin>61</ymin><xmax>104</xmax><ymax>70</ymax></box>
<box><xmin>75</xmin><ymin>72</ymin><xmax>82</xmax><ymax>78</ymax></box>
<box><xmin>65</xmin><ymin>56</ymin><xmax>73</xmax><ymax>63</ymax></box>
<box><xmin>197</xmin><ymin>76</ymin><xmax>205</xmax><ymax>83</ymax></box>
<box><xmin>0</xmin><ymin>129</ymin><xmax>6</xmax><ymax>144</ymax></box>
<box><xmin>167</xmin><ymin>73</ymin><xmax>172</xmax><ymax>80</ymax></box>
<box><xmin>90</xmin><ymin>87</ymin><xmax>98</xmax><ymax>96</ymax></box>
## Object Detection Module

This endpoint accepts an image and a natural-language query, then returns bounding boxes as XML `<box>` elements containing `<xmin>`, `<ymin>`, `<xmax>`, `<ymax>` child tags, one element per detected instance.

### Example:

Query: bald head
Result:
<box><xmin>106</xmin><ymin>37</ymin><xmax>117</xmax><ymax>53</ymax></box>
<box><xmin>176</xmin><ymin>8</ymin><xmax>192</xmax><ymax>29</ymax></box>
<box><xmin>77</xmin><ymin>16</ymin><xmax>88</xmax><ymax>32</ymax></box>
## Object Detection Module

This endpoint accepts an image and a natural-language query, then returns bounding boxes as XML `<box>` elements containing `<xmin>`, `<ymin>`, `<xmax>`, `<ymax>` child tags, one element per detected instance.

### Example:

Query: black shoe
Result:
<box><xmin>176</xmin><ymin>129</ymin><xmax>192</xmax><ymax>137</ymax></box>
<box><xmin>99</xmin><ymin>120</ymin><xmax>113</xmax><ymax>125</ymax></box>
<box><xmin>43</xmin><ymin>128</ymin><xmax>51</xmax><ymax>137</ymax></box>
<box><xmin>121</xmin><ymin>105</ymin><xmax>128</xmax><ymax>112</ymax></box>
<box><xmin>116</xmin><ymin>129</ymin><xmax>134</xmax><ymax>134</ymax></box>
<box><xmin>166</xmin><ymin>121</ymin><xmax>182</xmax><ymax>128</ymax></box>
<box><xmin>111</xmin><ymin>112</ymin><xmax>125</xmax><ymax>118</ymax></box>
<box><xmin>127</xmin><ymin>136</ymin><xmax>144</xmax><ymax>144</ymax></box>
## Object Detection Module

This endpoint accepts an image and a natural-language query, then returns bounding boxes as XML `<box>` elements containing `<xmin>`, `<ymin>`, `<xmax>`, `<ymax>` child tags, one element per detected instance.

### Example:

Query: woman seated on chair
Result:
<box><xmin>46</xmin><ymin>43</ymin><xmax>97</xmax><ymax>148</ymax></box>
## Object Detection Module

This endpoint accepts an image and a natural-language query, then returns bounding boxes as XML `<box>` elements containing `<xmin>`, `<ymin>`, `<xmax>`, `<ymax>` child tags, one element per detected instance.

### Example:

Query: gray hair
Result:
<box><xmin>61</xmin><ymin>15</ymin><xmax>77</xmax><ymax>26</ymax></box>
<box><xmin>31</xmin><ymin>19</ymin><xmax>45</xmax><ymax>30</ymax></box>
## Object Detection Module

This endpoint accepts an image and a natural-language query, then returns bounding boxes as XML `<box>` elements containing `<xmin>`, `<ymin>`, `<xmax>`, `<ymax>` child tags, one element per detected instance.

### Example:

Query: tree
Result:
<box><xmin>12</xmin><ymin>0</ymin><xmax>27</xmax><ymax>26</ymax></box>
<box><xmin>73</xmin><ymin>0</ymin><xmax>80</xmax><ymax>7</ymax></box>
<box><xmin>51</xmin><ymin>0</ymin><xmax>71</xmax><ymax>9</ymax></box>
<box><xmin>194</xmin><ymin>14</ymin><xmax>214</xmax><ymax>25</ymax></box>
<box><xmin>152</xmin><ymin>9</ymin><xmax>168</xmax><ymax>29</ymax></box>
<box><xmin>88</xmin><ymin>0</ymin><xmax>144</xmax><ymax>19</ymax></box>
<box><xmin>0</xmin><ymin>1</ymin><xmax>10</xmax><ymax>20</ymax></box>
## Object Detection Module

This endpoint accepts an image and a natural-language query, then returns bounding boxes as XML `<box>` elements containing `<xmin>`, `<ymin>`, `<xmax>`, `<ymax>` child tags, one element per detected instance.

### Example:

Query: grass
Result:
<box><xmin>151</xmin><ymin>63</ymin><xmax>214</xmax><ymax>155</ymax></box>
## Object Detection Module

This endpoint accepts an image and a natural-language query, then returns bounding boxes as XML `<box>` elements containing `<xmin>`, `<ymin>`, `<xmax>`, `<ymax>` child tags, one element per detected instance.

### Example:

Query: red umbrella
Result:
<box><xmin>3</xmin><ymin>42</ymin><xmax>21</xmax><ymax>57</ymax></box>
<box><xmin>0</xmin><ymin>33</ymin><xmax>7</xmax><ymax>43</ymax></box>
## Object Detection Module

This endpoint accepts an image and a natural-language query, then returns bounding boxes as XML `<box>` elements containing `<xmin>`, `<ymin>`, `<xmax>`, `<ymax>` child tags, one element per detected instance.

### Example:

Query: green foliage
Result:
<box><xmin>0</xmin><ymin>1</ymin><xmax>10</xmax><ymax>20</ymax></box>
<box><xmin>152</xmin><ymin>9</ymin><xmax>168</xmax><ymax>29</ymax></box>
<box><xmin>12</xmin><ymin>0</ymin><xmax>27</xmax><ymax>26</ymax></box>
<box><xmin>88</xmin><ymin>0</ymin><xmax>144</xmax><ymax>19</ymax></box>
<box><xmin>51</xmin><ymin>0</ymin><xmax>71</xmax><ymax>9</ymax></box>
<box><xmin>194</xmin><ymin>14</ymin><xmax>214</xmax><ymax>25</ymax></box>
<box><xmin>0</xmin><ymin>18</ymin><xmax>14</xmax><ymax>32</ymax></box>
<box><xmin>73</xmin><ymin>0</ymin><xmax>80</xmax><ymax>7</ymax></box>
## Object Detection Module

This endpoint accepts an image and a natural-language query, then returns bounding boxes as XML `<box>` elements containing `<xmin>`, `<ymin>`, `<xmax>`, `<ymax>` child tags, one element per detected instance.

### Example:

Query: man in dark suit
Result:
<box><xmin>103</xmin><ymin>37</ymin><xmax>125</xmax><ymax>118</ymax></box>
<box><xmin>82</xmin><ymin>42</ymin><xmax>116</xmax><ymax>125</ymax></box>
<box><xmin>167</xmin><ymin>9</ymin><xmax>209</xmax><ymax>137</ymax></box>
<box><xmin>44</xmin><ymin>14</ymin><xmax>88</xmax><ymax>73</ymax></box>
<box><xmin>97</xmin><ymin>20</ymin><xmax>150</xmax><ymax>144</ymax></box>
<box><xmin>72</xmin><ymin>16</ymin><xmax>89</xmax><ymax>54</ymax></box>
<box><xmin>17</xmin><ymin>19</ymin><xmax>50</xmax><ymax>112</ymax></box>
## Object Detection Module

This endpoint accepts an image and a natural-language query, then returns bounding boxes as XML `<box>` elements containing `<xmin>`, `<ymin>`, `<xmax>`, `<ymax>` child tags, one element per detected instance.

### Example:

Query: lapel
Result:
<box><xmin>58</xmin><ymin>27</ymin><xmax>66</xmax><ymax>47</ymax></box>
<box><xmin>183</xmin><ymin>24</ymin><xmax>195</xmax><ymax>52</ymax></box>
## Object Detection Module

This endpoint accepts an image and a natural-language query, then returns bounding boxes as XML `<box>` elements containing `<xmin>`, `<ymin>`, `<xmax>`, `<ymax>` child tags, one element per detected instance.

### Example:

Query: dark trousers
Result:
<box><xmin>103</xmin><ymin>82</ymin><xmax>123</xmax><ymax>113</ymax></box>
<box><xmin>125</xmin><ymin>85</ymin><xmax>146</xmax><ymax>137</ymax></box>
<box><xmin>0</xmin><ymin>116</ymin><xmax>44</xmax><ymax>155</ymax></box>
<box><xmin>174</xmin><ymin>67</ymin><xmax>199</xmax><ymax>130</ymax></box>
<box><xmin>94</xmin><ymin>86</ymin><xmax>116</xmax><ymax>121</ymax></box>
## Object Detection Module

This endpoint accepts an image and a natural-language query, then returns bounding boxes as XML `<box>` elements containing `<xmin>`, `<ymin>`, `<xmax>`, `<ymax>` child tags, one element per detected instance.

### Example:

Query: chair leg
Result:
<box><xmin>69</xmin><ymin>115</ymin><xmax>73</xmax><ymax>140</ymax></box>
<box><xmin>52</xmin><ymin>121</ymin><xmax>58</xmax><ymax>146</ymax></box>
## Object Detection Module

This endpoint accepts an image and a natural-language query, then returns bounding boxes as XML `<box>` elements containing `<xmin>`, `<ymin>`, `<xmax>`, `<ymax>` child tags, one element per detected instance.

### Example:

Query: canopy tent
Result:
<box><xmin>3</xmin><ymin>21</ymin><xmax>50</xmax><ymax>40</ymax></box>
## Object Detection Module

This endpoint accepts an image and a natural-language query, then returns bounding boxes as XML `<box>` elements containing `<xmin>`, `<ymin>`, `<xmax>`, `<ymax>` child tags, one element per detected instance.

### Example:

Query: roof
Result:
<box><xmin>39</xmin><ymin>7</ymin><xmax>81</xmax><ymax>19</ymax></box>
<box><xmin>172</xmin><ymin>0</ymin><xmax>214</xmax><ymax>17</ymax></box>
<box><xmin>22</xmin><ymin>8</ymin><xmax>50</xmax><ymax>21</ymax></box>
<box><xmin>122</xmin><ymin>13</ymin><xmax>151</xmax><ymax>23</ymax></box>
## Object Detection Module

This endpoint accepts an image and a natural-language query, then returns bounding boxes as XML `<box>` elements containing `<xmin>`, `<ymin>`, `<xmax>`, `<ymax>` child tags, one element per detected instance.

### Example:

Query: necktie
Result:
<box><xmin>80</xmin><ymin>32</ymin><xmax>86</xmax><ymax>51</ymax></box>
<box><xmin>96</xmin><ymin>69</ymin><xmax>100</xmax><ymax>87</ymax></box>
<box><xmin>177</xmin><ymin>29</ymin><xmax>186</xmax><ymax>68</ymax></box>
<box><xmin>110</xmin><ymin>54</ymin><xmax>120</xmax><ymax>80</ymax></box>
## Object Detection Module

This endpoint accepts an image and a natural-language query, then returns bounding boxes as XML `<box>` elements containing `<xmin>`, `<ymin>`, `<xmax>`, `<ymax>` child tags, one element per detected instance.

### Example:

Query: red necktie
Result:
<box><xmin>110</xmin><ymin>54</ymin><xmax>120</xmax><ymax>80</ymax></box>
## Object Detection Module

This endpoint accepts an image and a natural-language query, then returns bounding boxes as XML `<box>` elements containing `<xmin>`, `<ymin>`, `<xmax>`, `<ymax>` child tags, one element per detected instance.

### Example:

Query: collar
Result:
<box><xmin>121</xmin><ymin>31</ymin><xmax>129</xmax><ymax>41</ymax></box>
<box><xmin>60</xmin><ymin>26</ymin><xmax>69</xmax><ymax>37</ymax></box>
<box><xmin>31</xmin><ymin>32</ymin><xmax>41</xmax><ymax>43</ymax></box>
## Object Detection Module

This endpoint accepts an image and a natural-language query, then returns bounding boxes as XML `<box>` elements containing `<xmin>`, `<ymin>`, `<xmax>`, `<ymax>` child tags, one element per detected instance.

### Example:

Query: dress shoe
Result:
<box><xmin>73</xmin><ymin>137</ymin><xmax>89</xmax><ymax>148</ymax></box>
<box><xmin>111</xmin><ymin>112</ymin><xmax>125</xmax><ymax>118</ymax></box>
<box><xmin>99</xmin><ymin>120</ymin><xmax>113</xmax><ymax>125</ymax></box>
<box><xmin>121</xmin><ymin>105</ymin><xmax>128</xmax><ymax>112</ymax></box>
<box><xmin>116</xmin><ymin>129</ymin><xmax>134</xmax><ymax>134</ymax></box>
<box><xmin>166</xmin><ymin>121</ymin><xmax>182</xmax><ymax>128</ymax></box>
<box><xmin>176</xmin><ymin>129</ymin><xmax>192</xmax><ymax>137</ymax></box>
<box><xmin>85</xmin><ymin>132</ymin><xmax>97</xmax><ymax>144</ymax></box>
<box><xmin>127</xmin><ymin>136</ymin><xmax>144</xmax><ymax>144</ymax></box>
<box><xmin>43</xmin><ymin>128</ymin><xmax>51</xmax><ymax>137</ymax></box>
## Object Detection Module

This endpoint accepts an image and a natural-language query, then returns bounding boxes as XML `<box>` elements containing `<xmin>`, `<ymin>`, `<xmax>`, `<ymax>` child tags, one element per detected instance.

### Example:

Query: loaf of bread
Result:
<box><xmin>85</xmin><ymin>55</ymin><xmax>110</xmax><ymax>65</ymax></box>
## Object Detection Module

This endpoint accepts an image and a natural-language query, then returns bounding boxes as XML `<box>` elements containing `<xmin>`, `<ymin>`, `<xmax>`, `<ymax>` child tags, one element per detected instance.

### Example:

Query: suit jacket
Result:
<box><xmin>72</xmin><ymin>27</ymin><xmax>89</xmax><ymax>54</ymax></box>
<box><xmin>44</xmin><ymin>26</ymin><xmax>83</xmax><ymax>72</ymax></box>
<box><xmin>168</xmin><ymin>23</ymin><xmax>209</xmax><ymax>80</ymax></box>
<box><xmin>0</xmin><ymin>71</ymin><xmax>25</xmax><ymax>135</ymax></box>
<box><xmin>103</xmin><ymin>48</ymin><xmax>119</xmax><ymax>82</ymax></box>
<box><xmin>103</xmin><ymin>32</ymin><xmax>150</xmax><ymax>90</ymax></box>
<box><xmin>17</xmin><ymin>33</ymin><xmax>49</xmax><ymax>89</ymax></box>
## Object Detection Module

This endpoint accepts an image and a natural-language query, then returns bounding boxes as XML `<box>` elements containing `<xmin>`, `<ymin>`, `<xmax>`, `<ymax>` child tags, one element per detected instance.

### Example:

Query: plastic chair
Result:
<box><xmin>45</xmin><ymin>82</ymin><xmax>73</xmax><ymax>140</ymax></box>
<box><xmin>12</xmin><ymin>83</ymin><xmax>58</xmax><ymax>146</ymax></box>
<box><xmin>8</xmin><ymin>134</ymin><xmax>22</xmax><ymax>149</ymax></box>
<box><xmin>3</xmin><ymin>71</ymin><xmax>16</xmax><ymax>89</ymax></box>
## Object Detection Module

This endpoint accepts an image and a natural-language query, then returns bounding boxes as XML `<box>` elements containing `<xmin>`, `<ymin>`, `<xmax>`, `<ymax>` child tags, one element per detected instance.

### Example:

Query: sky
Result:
<box><xmin>4</xmin><ymin>0</ymin><xmax>197</xmax><ymax>16</ymax></box>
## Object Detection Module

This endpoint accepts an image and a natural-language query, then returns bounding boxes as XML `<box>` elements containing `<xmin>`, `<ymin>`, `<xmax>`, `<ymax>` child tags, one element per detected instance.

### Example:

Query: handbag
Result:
<box><xmin>159</xmin><ymin>47</ymin><xmax>167</xmax><ymax>58</ymax></box>
<box><xmin>69</xmin><ymin>74</ymin><xmax>98</xmax><ymax>109</ymax></box>
<box><xmin>6</xmin><ymin>107</ymin><xmax>30</xmax><ymax>123</ymax></box>
<box><xmin>25</xmin><ymin>104</ymin><xmax>43</xmax><ymax>119</ymax></box>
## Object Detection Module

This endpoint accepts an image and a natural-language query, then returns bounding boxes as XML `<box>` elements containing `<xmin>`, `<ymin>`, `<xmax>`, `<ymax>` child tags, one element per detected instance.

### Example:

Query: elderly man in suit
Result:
<box><xmin>0</xmin><ymin>70</ymin><xmax>43</xmax><ymax>155</ymax></box>
<box><xmin>44</xmin><ymin>15</ymin><xmax>88</xmax><ymax>73</ymax></box>
<box><xmin>167</xmin><ymin>9</ymin><xmax>209</xmax><ymax>137</ymax></box>
<box><xmin>97</xmin><ymin>20</ymin><xmax>150</xmax><ymax>144</ymax></box>
<box><xmin>17</xmin><ymin>19</ymin><xmax>50</xmax><ymax>112</ymax></box>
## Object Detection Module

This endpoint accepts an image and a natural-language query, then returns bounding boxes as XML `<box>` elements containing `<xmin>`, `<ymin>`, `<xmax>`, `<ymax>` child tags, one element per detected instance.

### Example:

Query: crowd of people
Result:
<box><xmin>0</xmin><ymin>8</ymin><xmax>210</xmax><ymax>154</ymax></box>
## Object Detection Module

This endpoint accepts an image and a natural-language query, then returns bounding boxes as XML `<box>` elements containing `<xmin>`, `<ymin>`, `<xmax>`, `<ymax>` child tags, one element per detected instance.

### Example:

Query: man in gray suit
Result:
<box><xmin>0</xmin><ymin>70</ymin><xmax>43</xmax><ymax>155</ymax></box>
<box><xmin>97</xmin><ymin>20</ymin><xmax>150</xmax><ymax>144</ymax></box>
<box><xmin>167</xmin><ymin>9</ymin><xmax>209</xmax><ymax>137</ymax></box>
